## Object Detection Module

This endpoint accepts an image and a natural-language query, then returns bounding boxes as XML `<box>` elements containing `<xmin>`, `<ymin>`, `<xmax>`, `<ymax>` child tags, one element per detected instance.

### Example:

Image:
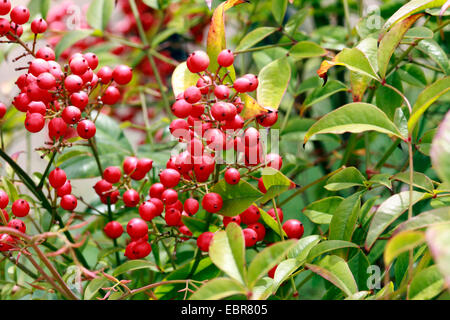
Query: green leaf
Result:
<box><xmin>408</xmin><ymin>76</ymin><xmax>450</xmax><ymax>132</ymax></box>
<box><xmin>397</xmin><ymin>64</ymin><xmax>428</xmax><ymax>87</ymax></box>
<box><xmin>28</xmin><ymin>0</ymin><xmax>50</xmax><ymax>19</ymax></box>
<box><xmin>308</xmin><ymin>240</ymin><xmax>359</xmax><ymax>262</ymax></box>
<box><xmin>190</xmin><ymin>278</ymin><xmax>246</xmax><ymax>300</ymax></box>
<box><xmin>317</xmin><ymin>48</ymin><xmax>380</xmax><ymax>81</ymax></box>
<box><xmin>431</xmin><ymin>111</ymin><xmax>450</xmax><ymax>184</ymax></box>
<box><xmin>142</xmin><ymin>0</ymin><xmax>159</xmax><ymax>9</ymax></box>
<box><xmin>303</xmin><ymin>197</ymin><xmax>343</xmax><ymax>225</ymax></box>
<box><xmin>365</xmin><ymin>191</ymin><xmax>427</xmax><ymax>250</ymax></box>
<box><xmin>235</xmin><ymin>27</ymin><xmax>277</xmax><ymax>52</ymax></box>
<box><xmin>55</xmin><ymin>30</ymin><xmax>93</xmax><ymax>59</ymax></box>
<box><xmin>1</xmin><ymin>177</ymin><xmax>19</xmax><ymax>202</ymax></box>
<box><xmin>329</xmin><ymin>192</ymin><xmax>362</xmax><ymax>242</ymax></box>
<box><xmin>306</xmin><ymin>255</ymin><xmax>358</xmax><ymax>297</ymax></box>
<box><xmin>251</xmin><ymin>277</ymin><xmax>274</xmax><ymax>300</ymax></box>
<box><xmin>84</xmin><ymin>277</ymin><xmax>108</xmax><ymax>300</ymax></box>
<box><xmin>404</xmin><ymin>26</ymin><xmax>434</xmax><ymax>39</ymax></box>
<box><xmin>350</xmin><ymin>72</ymin><xmax>371</xmax><ymax>103</ymax></box>
<box><xmin>209</xmin><ymin>223</ymin><xmax>246</xmax><ymax>285</ymax></box>
<box><xmin>247</xmin><ymin>240</ymin><xmax>296</xmax><ymax>288</ymax></box>
<box><xmin>171</xmin><ymin>62</ymin><xmax>200</xmax><ymax>97</ymax></box>
<box><xmin>271</xmin><ymin>258</ymin><xmax>301</xmax><ymax>294</ymax></box>
<box><xmin>303</xmin><ymin>103</ymin><xmax>405</xmax><ymax>144</ymax></box>
<box><xmin>272</xmin><ymin>0</ymin><xmax>288</xmax><ymax>25</ymax></box>
<box><xmin>112</xmin><ymin>260</ymin><xmax>159</xmax><ymax>276</ymax></box>
<box><xmin>211</xmin><ymin>179</ymin><xmax>263</xmax><ymax>217</ymax></box>
<box><xmin>375</xmin><ymin>72</ymin><xmax>403</xmax><ymax>119</ymax></box>
<box><xmin>325</xmin><ymin>167</ymin><xmax>366</xmax><ymax>191</ymax></box>
<box><xmin>417</xmin><ymin>129</ymin><xmax>436</xmax><ymax>156</ymax></box>
<box><xmin>369</xmin><ymin>174</ymin><xmax>392</xmax><ymax>190</ymax></box>
<box><xmin>259</xmin><ymin>207</ymin><xmax>286</xmax><ymax>238</ymax></box>
<box><xmin>392</xmin><ymin>171</ymin><xmax>434</xmax><ymax>192</ymax></box>
<box><xmin>383</xmin><ymin>0</ymin><xmax>446</xmax><ymax>30</ymax></box>
<box><xmin>384</xmin><ymin>230</ymin><xmax>425</xmax><ymax>265</ymax></box>
<box><xmin>289</xmin><ymin>41</ymin><xmax>327</xmax><ymax>61</ymax></box>
<box><xmin>395</xmin><ymin>207</ymin><xmax>450</xmax><ymax>233</ymax></box>
<box><xmin>181</xmin><ymin>216</ymin><xmax>208</xmax><ymax>236</ymax></box>
<box><xmin>408</xmin><ymin>265</ymin><xmax>445</xmax><ymax>300</ymax></box>
<box><xmin>87</xmin><ymin>0</ymin><xmax>115</xmax><ymax>31</ymax></box>
<box><xmin>417</xmin><ymin>39</ymin><xmax>449</xmax><ymax>74</ymax></box>
<box><xmin>302</xmin><ymin>80</ymin><xmax>348</xmax><ymax>110</ymax></box>
<box><xmin>426</xmin><ymin>222</ymin><xmax>450</xmax><ymax>287</ymax></box>
<box><xmin>260</xmin><ymin>167</ymin><xmax>293</xmax><ymax>203</ymax></box>
<box><xmin>257</xmin><ymin>57</ymin><xmax>291</xmax><ymax>109</ymax></box>
<box><xmin>287</xmin><ymin>235</ymin><xmax>321</xmax><ymax>260</ymax></box>
<box><xmin>378</xmin><ymin>13</ymin><xmax>423</xmax><ymax>79</ymax></box>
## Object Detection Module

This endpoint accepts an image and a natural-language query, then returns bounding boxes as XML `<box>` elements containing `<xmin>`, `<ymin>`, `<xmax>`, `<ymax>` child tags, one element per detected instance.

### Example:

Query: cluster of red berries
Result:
<box><xmin>1</xmin><ymin>9</ymin><xmax>134</xmax><ymax>142</ymax></box>
<box><xmin>0</xmin><ymin>189</ymin><xmax>29</xmax><ymax>251</ymax></box>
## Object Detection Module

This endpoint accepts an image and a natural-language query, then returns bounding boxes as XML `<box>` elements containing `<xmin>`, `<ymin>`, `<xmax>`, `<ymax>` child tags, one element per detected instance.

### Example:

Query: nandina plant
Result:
<box><xmin>0</xmin><ymin>0</ymin><xmax>449</xmax><ymax>301</ymax></box>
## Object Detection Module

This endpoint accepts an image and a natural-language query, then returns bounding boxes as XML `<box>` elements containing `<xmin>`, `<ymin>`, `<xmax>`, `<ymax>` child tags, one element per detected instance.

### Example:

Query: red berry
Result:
<box><xmin>217</xmin><ymin>49</ymin><xmax>234</xmax><ymax>67</ymax></box>
<box><xmin>184</xmin><ymin>198</ymin><xmax>199</xmax><ymax>216</ymax></box>
<box><xmin>268</xmin><ymin>207</ymin><xmax>284</xmax><ymax>222</ymax></box>
<box><xmin>62</xmin><ymin>106</ymin><xmax>81</xmax><ymax>124</ymax></box>
<box><xmin>214</xmin><ymin>85</ymin><xmax>230</xmax><ymax>100</ymax></box>
<box><xmin>94</xmin><ymin>179</ymin><xmax>113</xmax><ymax>196</ymax></box>
<box><xmin>0</xmin><ymin>190</ymin><xmax>9</xmax><ymax>209</ymax></box>
<box><xmin>11</xmin><ymin>199</ymin><xmax>30</xmax><ymax>217</ymax></box>
<box><xmin>179</xmin><ymin>225</ymin><xmax>193</xmax><ymax>239</ymax></box>
<box><xmin>0</xmin><ymin>209</ymin><xmax>9</xmax><ymax>224</ymax></box>
<box><xmin>196</xmin><ymin>76</ymin><xmax>212</xmax><ymax>95</ymax></box>
<box><xmin>37</xmin><ymin>72</ymin><xmax>56</xmax><ymax>90</ymax></box>
<box><xmin>57</xmin><ymin>180</ymin><xmax>72</xmax><ymax>197</ymax></box>
<box><xmin>265</xmin><ymin>153</ymin><xmax>283</xmax><ymax>170</ymax></box>
<box><xmin>13</xmin><ymin>93</ymin><xmax>30</xmax><ymax>112</ymax></box>
<box><xmin>83</xmin><ymin>53</ymin><xmax>99</xmax><ymax>70</ymax></box>
<box><xmin>31</xmin><ymin>18</ymin><xmax>47</xmax><ymax>34</ymax></box>
<box><xmin>6</xmin><ymin>22</ymin><xmax>22</xmax><ymax>40</ymax></box>
<box><xmin>60</xmin><ymin>194</ymin><xmax>77</xmax><ymax>211</ymax></box>
<box><xmin>36</xmin><ymin>47</ymin><xmax>55</xmax><ymax>61</ymax></box>
<box><xmin>0</xmin><ymin>0</ymin><xmax>11</xmax><ymax>16</ymax></box>
<box><xmin>161</xmin><ymin>189</ymin><xmax>178</xmax><ymax>205</ymax></box>
<box><xmin>133</xmin><ymin>241</ymin><xmax>152</xmax><ymax>259</ymax></box>
<box><xmin>123</xmin><ymin>189</ymin><xmax>140</xmax><ymax>207</ymax></box>
<box><xmin>197</xmin><ymin>231</ymin><xmax>214</xmax><ymax>252</ymax></box>
<box><xmin>0</xmin><ymin>103</ymin><xmax>6</xmax><ymax>119</ymax></box>
<box><xmin>101</xmin><ymin>190</ymin><xmax>119</xmax><ymax>205</ymax></box>
<box><xmin>112</xmin><ymin>65</ymin><xmax>133</xmax><ymax>85</ymax></box>
<box><xmin>49</xmin><ymin>168</ymin><xmax>67</xmax><ymax>189</ymax></box>
<box><xmin>159</xmin><ymin>168</ymin><xmax>181</xmax><ymax>188</ymax></box>
<box><xmin>187</xmin><ymin>51</ymin><xmax>210</xmax><ymax>73</ymax></box>
<box><xmin>77</xmin><ymin>119</ymin><xmax>96</xmax><ymax>139</ymax></box>
<box><xmin>64</xmin><ymin>75</ymin><xmax>83</xmax><ymax>92</ymax></box>
<box><xmin>149</xmin><ymin>198</ymin><xmax>164</xmax><ymax>216</ymax></box>
<box><xmin>240</xmin><ymin>205</ymin><xmax>260</xmax><ymax>225</ymax></box>
<box><xmin>101</xmin><ymin>86</ymin><xmax>121</xmax><ymax>105</ymax></box>
<box><xmin>258</xmin><ymin>177</ymin><xmax>267</xmax><ymax>193</ymax></box>
<box><xmin>0</xmin><ymin>233</ymin><xmax>14</xmax><ymax>251</ymax></box>
<box><xmin>211</xmin><ymin>102</ymin><xmax>234</xmax><ymax>122</ymax></box>
<box><xmin>244</xmin><ymin>127</ymin><xmax>260</xmax><ymax>147</ymax></box>
<box><xmin>282</xmin><ymin>219</ymin><xmax>304</xmax><ymax>239</ymax></box>
<box><xmin>103</xmin><ymin>166</ymin><xmax>122</xmax><ymax>184</ymax></box>
<box><xmin>97</xmin><ymin>66</ymin><xmax>113</xmax><ymax>84</ymax></box>
<box><xmin>165</xmin><ymin>208</ymin><xmax>181</xmax><ymax>226</ymax></box>
<box><xmin>243</xmin><ymin>74</ymin><xmax>259</xmax><ymax>91</ymax></box>
<box><xmin>103</xmin><ymin>221</ymin><xmax>123</xmax><ymax>239</ymax></box>
<box><xmin>29</xmin><ymin>59</ymin><xmax>50</xmax><ymax>77</ymax></box>
<box><xmin>224</xmin><ymin>168</ymin><xmax>240</xmax><ymax>185</ymax></box>
<box><xmin>183</xmin><ymin>86</ymin><xmax>202</xmax><ymax>104</ymax></box>
<box><xmin>24</xmin><ymin>113</ymin><xmax>45</xmax><ymax>133</ymax></box>
<box><xmin>139</xmin><ymin>201</ymin><xmax>158</xmax><ymax>221</ymax></box>
<box><xmin>149</xmin><ymin>183</ymin><xmax>165</xmax><ymax>199</ymax></box>
<box><xmin>10</xmin><ymin>5</ymin><xmax>30</xmax><ymax>25</ymax></box>
<box><xmin>126</xmin><ymin>218</ymin><xmax>148</xmax><ymax>239</ymax></box>
<box><xmin>257</xmin><ymin>108</ymin><xmax>278</xmax><ymax>127</ymax></box>
<box><xmin>7</xmin><ymin>219</ymin><xmax>25</xmax><ymax>233</ymax></box>
<box><xmin>268</xmin><ymin>265</ymin><xmax>278</xmax><ymax>278</ymax></box>
<box><xmin>69</xmin><ymin>56</ymin><xmax>89</xmax><ymax>75</ymax></box>
<box><xmin>169</xmin><ymin>119</ymin><xmax>190</xmax><ymax>139</ymax></box>
<box><xmin>248</xmin><ymin>222</ymin><xmax>266</xmax><ymax>241</ymax></box>
<box><xmin>171</xmin><ymin>99</ymin><xmax>192</xmax><ymax>118</ymax></box>
<box><xmin>243</xmin><ymin>228</ymin><xmax>258</xmax><ymax>247</ymax></box>
<box><xmin>202</xmin><ymin>193</ymin><xmax>223</xmax><ymax>213</ymax></box>
<box><xmin>233</xmin><ymin>77</ymin><xmax>251</xmax><ymax>93</ymax></box>
<box><xmin>223</xmin><ymin>215</ymin><xmax>241</xmax><ymax>227</ymax></box>
<box><xmin>70</xmin><ymin>91</ymin><xmax>89</xmax><ymax>111</ymax></box>
<box><xmin>0</xmin><ymin>18</ymin><xmax>9</xmax><ymax>36</ymax></box>
<box><xmin>123</xmin><ymin>156</ymin><xmax>138</xmax><ymax>175</ymax></box>
<box><xmin>130</xmin><ymin>158</ymin><xmax>153</xmax><ymax>180</ymax></box>
<box><xmin>48</xmin><ymin>118</ymin><xmax>67</xmax><ymax>139</ymax></box>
